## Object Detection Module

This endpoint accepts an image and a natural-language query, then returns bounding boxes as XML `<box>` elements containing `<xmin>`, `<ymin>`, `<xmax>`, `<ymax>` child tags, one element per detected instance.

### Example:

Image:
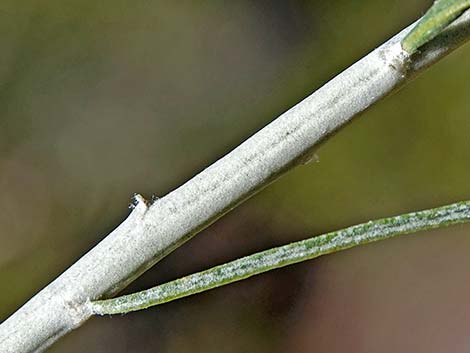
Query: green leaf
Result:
<box><xmin>402</xmin><ymin>0</ymin><xmax>470</xmax><ymax>53</ymax></box>
<box><xmin>91</xmin><ymin>200</ymin><xmax>470</xmax><ymax>315</ymax></box>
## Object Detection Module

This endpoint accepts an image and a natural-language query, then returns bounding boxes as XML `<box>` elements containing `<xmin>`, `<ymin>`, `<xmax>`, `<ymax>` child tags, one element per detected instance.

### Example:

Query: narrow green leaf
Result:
<box><xmin>402</xmin><ymin>0</ymin><xmax>470</xmax><ymax>53</ymax></box>
<box><xmin>91</xmin><ymin>200</ymin><xmax>470</xmax><ymax>315</ymax></box>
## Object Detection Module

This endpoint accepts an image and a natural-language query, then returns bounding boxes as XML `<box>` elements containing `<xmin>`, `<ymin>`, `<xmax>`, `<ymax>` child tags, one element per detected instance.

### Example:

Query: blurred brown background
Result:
<box><xmin>1</xmin><ymin>0</ymin><xmax>470</xmax><ymax>352</ymax></box>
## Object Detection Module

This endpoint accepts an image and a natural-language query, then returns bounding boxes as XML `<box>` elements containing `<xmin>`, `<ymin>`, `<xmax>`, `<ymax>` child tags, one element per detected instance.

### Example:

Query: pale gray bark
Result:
<box><xmin>1</xmin><ymin>10</ymin><xmax>469</xmax><ymax>353</ymax></box>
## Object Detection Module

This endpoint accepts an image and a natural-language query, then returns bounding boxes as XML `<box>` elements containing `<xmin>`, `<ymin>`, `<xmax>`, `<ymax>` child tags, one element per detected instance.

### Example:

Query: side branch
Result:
<box><xmin>1</xmin><ymin>9</ymin><xmax>470</xmax><ymax>353</ymax></box>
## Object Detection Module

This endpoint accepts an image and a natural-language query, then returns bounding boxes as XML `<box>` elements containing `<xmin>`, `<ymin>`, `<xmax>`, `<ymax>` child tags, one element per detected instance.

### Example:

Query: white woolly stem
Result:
<box><xmin>1</xmin><ymin>9</ymin><xmax>469</xmax><ymax>353</ymax></box>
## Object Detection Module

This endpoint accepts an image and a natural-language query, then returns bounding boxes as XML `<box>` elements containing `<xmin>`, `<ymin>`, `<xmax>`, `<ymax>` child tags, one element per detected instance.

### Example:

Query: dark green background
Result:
<box><xmin>1</xmin><ymin>1</ymin><xmax>470</xmax><ymax>352</ymax></box>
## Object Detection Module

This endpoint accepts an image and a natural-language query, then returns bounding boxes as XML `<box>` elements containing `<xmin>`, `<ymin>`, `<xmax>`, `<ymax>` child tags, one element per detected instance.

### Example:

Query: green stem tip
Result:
<box><xmin>91</xmin><ymin>200</ymin><xmax>470</xmax><ymax>315</ymax></box>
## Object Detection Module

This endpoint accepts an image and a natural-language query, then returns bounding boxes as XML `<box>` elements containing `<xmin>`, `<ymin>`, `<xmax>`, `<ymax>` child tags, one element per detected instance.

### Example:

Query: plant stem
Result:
<box><xmin>91</xmin><ymin>200</ymin><xmax>470</xmax><ymax>315</ymax></box>
<box><xmin>2</xmin><ymin>8</ymin><xmax>470</xmax><ymax>353</ymax></box>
